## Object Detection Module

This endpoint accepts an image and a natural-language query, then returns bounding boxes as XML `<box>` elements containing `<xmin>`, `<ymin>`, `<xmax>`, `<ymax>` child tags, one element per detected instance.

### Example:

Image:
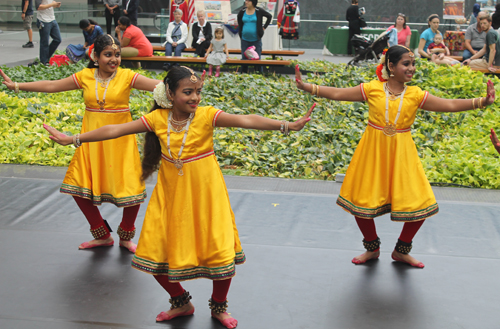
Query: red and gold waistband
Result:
<box><xmin>161</xmin><ymin>150</ymin><xmax>215</xmax><ymax>164</ymax></box>
<box><xmin>367</xmin><ymin>121</ymin><xmax>411</xmax><ymax>133</ymax></box>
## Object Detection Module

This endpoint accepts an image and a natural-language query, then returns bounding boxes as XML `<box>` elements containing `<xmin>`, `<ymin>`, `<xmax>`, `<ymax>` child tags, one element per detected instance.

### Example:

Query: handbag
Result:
<box><xmin>359</xmin><ymin>16</ymin><xmax>367</xmax><ymax>28</ymax></box>
<box><xmin>244</xmin><ymin>46</ymin><xmax>259</xmax><ymax>60</ymax></box>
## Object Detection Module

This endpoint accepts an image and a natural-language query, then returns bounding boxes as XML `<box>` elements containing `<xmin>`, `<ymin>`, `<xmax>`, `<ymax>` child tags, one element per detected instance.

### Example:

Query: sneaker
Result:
<box><xmin>22</xmin><ymin>41</ymin><xmax>34</xmax><ymax>48</ymax></box>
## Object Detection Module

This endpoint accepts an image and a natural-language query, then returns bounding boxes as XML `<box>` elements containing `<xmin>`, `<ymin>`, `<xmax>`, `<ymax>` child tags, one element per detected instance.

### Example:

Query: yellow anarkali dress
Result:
<box><xmin>61</xmin><ymin>67</ymin><xmax>146</xmax><ymax>207</ymax></box>
<box><xmin>132</xmin><ymin>106</ymin><xmax>245</xmax><ymax>282</ymax></box>
<box><xmin>337</xmin><ymin>80</ymin><xmax>439</xmax><ymax>222</ymax></box>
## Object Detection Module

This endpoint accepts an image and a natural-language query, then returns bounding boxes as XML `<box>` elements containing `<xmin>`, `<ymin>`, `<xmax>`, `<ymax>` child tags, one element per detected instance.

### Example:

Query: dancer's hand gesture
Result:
<box><xmin>490</xmin><ymin>129</ymin><xmax>500</xmax><ymax>155</ymax></box>
<box><xmin>289</xmin><ymin>103</ymin><xmax>316</xmax><ymax>131</ymax></box>
<box><xmin>295</xmin><ymin>64</ymin><xmax>306</xmax><ymax>91</ymax></box>
<box><xmin>0</xmin><ymin>69</ymin><xmax>15</xmax><ymax>91</ymax></box>
<box><xmin>484</xmin><ymin>79</ymin><xmax>496</xmax><ymax>106</ymax></box>
<box><xmin>43</xmin><ymin>124</ymin><xmax>73</xmax><ymax>146</ymax></box>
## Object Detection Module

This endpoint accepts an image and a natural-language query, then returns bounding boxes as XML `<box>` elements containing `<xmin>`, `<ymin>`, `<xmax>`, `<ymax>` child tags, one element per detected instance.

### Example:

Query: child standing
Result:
<box><xmin>205</xmin><ymin>27</ymin><xmax>229</xmax><ymax>77</ymax></box>
<box><xmin>427</xmin><ymin>32</ymin><xmax>460</xmax><ymax>65</ymax></box>
<box><xmin>45</xmin><ymin>66</ymin><xmax>315</xmax><ymax>328</ymax></box>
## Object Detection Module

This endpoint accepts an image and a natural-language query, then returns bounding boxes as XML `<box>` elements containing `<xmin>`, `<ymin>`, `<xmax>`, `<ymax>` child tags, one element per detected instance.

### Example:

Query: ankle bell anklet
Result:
<box><xmin>395</xmin><ymin>239</ymin><xmax>412</xmax><ymax>254</ymax></box>
<box><xmin>117</xmin><ymin>226</ymin><xmax>136</xmax><ymax>240</ymax></box>
<box><xmin>90</xmin><ymin>219</ymin><xmax>112</xmax><ymax>239</ymax></box>
<box><xmin>362</xmin><ymin>237</ymin><xmax>381</xmax><ymax>252</ymax></box>
<box><xmin>169</xmin><ymin>290</ymin><xmax>192</xmax><ymax>310</ymax></box>
<box><xmin>208</xmin><ymin>298</ymin><xmax>228</xmax><ymax>314</ymax></box>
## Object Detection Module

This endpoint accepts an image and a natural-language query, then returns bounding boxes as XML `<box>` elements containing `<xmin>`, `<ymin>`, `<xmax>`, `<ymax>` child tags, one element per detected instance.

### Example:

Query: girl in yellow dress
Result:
<box><xmin>44</xmin><ymin>66</ymin><xmax>315</xmax><ymax>328</ymax></box>
<box><xmin>0</xmin><ymin>34</ymin><xmax>160</xmax><ymax>252</ymax></box>
<box><xmin>295</xmin><ymin>45</ymin><xmax>495</xmax><ymax>268</ymax></box>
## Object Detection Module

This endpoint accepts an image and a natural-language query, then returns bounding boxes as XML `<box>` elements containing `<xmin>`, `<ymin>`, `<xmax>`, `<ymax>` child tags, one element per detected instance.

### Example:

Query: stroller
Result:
<box><xmin>347</xmin><ymin>29</ymin><xmax>393</xmax><ymax>66</ymax></box>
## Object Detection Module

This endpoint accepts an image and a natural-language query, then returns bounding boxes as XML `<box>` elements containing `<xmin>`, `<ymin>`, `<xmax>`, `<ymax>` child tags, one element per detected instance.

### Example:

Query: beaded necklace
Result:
<box><xmin>94</xmin><ymin>70</ymin><xmax>116</xmax><ymax>111</ymax></box>
<box><xmin>382</xmin><ymin>83</ymin><xmax>407</xmax><ymax>137</ymax></box>
<box><xmin>167</xmin><ymin>111</ymin><xmax>194</xmax><ymax>175</ymax></box>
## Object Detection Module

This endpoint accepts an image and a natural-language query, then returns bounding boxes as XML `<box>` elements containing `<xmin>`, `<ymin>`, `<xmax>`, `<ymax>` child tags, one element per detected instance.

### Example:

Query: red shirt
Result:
<box><xmin>386</xmin><ymin>25</ymin><xmax>412</xmax><ymax>46</ymax></box>
<box><xmin>123</xmin><ymin>25</ymin><xmax>153</xmax><ymax>57</ymax></box>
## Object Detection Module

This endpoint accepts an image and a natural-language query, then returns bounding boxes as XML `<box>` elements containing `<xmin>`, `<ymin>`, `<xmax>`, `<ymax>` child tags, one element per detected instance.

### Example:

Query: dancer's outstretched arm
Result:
<box><xmin>44</xmin><ymin>120</ymin><xmax>148</xmax><ymax>146</ymax></box>
<box><xmin>1</xmin><ymin>68</ymin><xmax>78</xmax><ymax>93</ymax></box>
<box><xmin>216</xmin><ymin>103</ymin><xmax>315</xmax><ymax>131</ymax></box>
<box><xmin>294</xmin><ymin>65</ymin><xmax>364</xmax><ymax>102</ymax></box>
<box><xmin>422</xmin><ymin>80</ymin><xmax>495</xmax><ymax>112</ymax></box>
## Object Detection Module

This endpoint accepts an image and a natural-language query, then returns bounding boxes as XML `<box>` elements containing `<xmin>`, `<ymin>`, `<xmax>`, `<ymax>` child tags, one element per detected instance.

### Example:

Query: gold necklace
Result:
<box><xmin>384</xmin><ymin>83</ymin><xmax>405</xmax><ymax>101</ymax></box>
<box><xmin>95</xmin><ymin>70</ymin><xmax>116</xmax><ymax>88</ymax></box>
<box><xmin>383</xmin><ymin>83</ymin><xmax>407</xmax><ymax>137</ymax></box>
<box><xmin>167</xmin><ymin>111</ymin><xmax>194</xmax><ymax>175</ymax></box>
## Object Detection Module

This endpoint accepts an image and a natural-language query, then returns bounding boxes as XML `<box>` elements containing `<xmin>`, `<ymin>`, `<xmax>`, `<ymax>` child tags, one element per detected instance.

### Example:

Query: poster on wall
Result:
<box><xmin>257</xmin><ymin>1</ymin><xmax>277</xmax><ymax>19</ymax></box>
<box><xmin>443</xmin><ymin>0</ymin><xmax>465</xmax><ymax>19</ymax></box>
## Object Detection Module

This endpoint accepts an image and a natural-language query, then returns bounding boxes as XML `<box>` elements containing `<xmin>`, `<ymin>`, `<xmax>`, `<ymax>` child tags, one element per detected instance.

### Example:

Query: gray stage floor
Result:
<box><xmin>1</xmin><ymin>164</ymin><xmax>500</xmax><ymax>329</ymax></box>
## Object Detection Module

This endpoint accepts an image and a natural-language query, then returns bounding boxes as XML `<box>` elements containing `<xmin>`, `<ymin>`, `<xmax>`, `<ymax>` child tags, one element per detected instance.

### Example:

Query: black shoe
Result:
<box><xmin>27</xmin><ymin>60</ymin><xmax>43</xmax><ymax>67</ymax></box>
<box><xmin>22</xmin><ymin>41</ymin><xmax>34</xmax><ymax>48</ymax></box>
<box><xmin>162</xmin><ymin>64</ymin><xmax>171</xmax><ymax>71</ymax></box>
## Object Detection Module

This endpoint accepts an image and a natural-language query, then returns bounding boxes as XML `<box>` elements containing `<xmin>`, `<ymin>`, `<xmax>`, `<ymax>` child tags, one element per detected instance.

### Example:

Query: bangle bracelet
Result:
<box><xmin>310</xmin><ymin>84</ymin><xmax>317</xmax><ymax>96</ymax></box>
<box><xmin>472</xmin><ymin>98</ymin><xmax>476</xmax><ymax>110</ymax></box>
<box><xmin>480</xmin><ymin>97</ymin><xmax>484</xmax><ymax>109</ymax></box>
<box><xmin>284</xmin><ymin>121</ymin><xmax>289</xmax><ymax>136</ymax></box>
<box><xmin>280</xmin><ymin>120</ymin><xmax>285</xmax><ymax>134</ymax></box>
<box><xmin>73</xmin><ymin>134</ymin><xmax>82</xmax><ymax>148</ymax></box>
<box><xmin>14</xmin><ymin>82</ymin><xmax>19</xmax><ymax>93</ymax></box>
<box><xmin>316</xmin><ymin>85</ymin><xmax>320</xmax><ymax>97</ymax></box>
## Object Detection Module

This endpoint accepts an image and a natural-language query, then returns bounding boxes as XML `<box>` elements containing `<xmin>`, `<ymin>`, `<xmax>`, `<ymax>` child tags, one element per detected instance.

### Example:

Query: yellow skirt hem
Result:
<box><xmin>337</xmin><ymin>196</ymin><xmax>439</xmax><ymax>222</ymax></box>
<box><xmin>131</xmin><ymin>251</ymin><xmax>246</xmax><ymax>282</ymax></box>
<box><xmin>60</xmin><ymin>183</ymin><xmax>147</xmax><ymax>207</ymax></box>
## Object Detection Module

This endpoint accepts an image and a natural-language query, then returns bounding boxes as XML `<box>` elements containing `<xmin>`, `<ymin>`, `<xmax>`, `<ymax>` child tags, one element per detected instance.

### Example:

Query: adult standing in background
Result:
<box><xmin>346</xmin><ymin>0</ymin><xmax>361</xmax><ymax>56</ymax></box>
<box><xmin>104</xmin><ymin>0</ymin><xmax>121</xmax><ymax>35</ymax></box>
<box><xmin>32</xmin><ymin>0</ymin><xmax>62</xmax><ymax>66</ymax></box>
<box><xmin>123</xmin><ymin>0</ymin><xmax>139</xmax><ymax>26</ymax></box>
<box><xmin>169</xmin><ymin>0</ymin><xmax>189</xmax><ymax>24</ymax></box>
<box><xmin>21</xmin><ymin>0</ymin><xmax>34</xmax><ymax>48</ymax></box>
<box><xmin>191</xmin><ymin>10</ymin><xmax>212</xmax><ymax>57</ymax></box>
<box><xmin>463</xmin><ymin>12</ymin><xmax>487</xmax><ymax>61</ymax></box>
<box><xmin>491</xmin><ymin>3</ymin><xmax>500</xmax><ymax>30</ymax></box>
<box><xmin>237</xmin><ymin>0</ymin><xmax>272</xmax><ymax>73</ymax></box>
<box><xmin>386</xmin><ymin>13</ymin><xmax>411</xmax><ymax>47</ymax></box>
<box><xmin>469</xmin><ymin>3</ymin><xmax>481</xmax><ymax>26</ymax></box>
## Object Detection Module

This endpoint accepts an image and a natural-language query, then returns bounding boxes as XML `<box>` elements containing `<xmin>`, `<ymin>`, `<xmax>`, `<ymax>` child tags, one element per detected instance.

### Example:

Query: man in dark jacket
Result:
<box><xmin>346</xmin><ymin>0</ymin><xmax>360</xmax><ymax>56</ymax></box>
<box><xmin>123</xmin><ymin>0</ymin><xmax>139</xmax><ymax>26</ymax></box>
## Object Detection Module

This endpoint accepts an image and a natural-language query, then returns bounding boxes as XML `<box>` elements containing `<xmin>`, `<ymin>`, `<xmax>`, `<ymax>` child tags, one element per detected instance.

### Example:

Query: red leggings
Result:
<box><xmin>355</xmin><ymin>216</ymin><xmax>425</xmax><ymax>245</ymax></box>
<box><xmin>73</xmin><ymin>196</ymin><xmax>140</xmax><ymax>237</ymax></box>
<box><xmin>154</xmin><ymin>276</ymin><xmax>232</xmax><ymax>303</ymax></box>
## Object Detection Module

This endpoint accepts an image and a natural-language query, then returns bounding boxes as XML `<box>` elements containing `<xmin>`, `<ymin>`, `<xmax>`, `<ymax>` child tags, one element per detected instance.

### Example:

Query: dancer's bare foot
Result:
<box><xmin>78</xmin><ymin>236</ymin><xmax>114</xmax><ymax>249</ymax></box>
<box><xmin>351</xmin><ymin>250</ymin><xmax>380</xmax><ymax>264</ymax></box>
<box><xmin>156</xmin><ymin>302</ymin><xmax>195</xmax><ymax>321</ymax></box>
<box><xmin>119</xmin><ymin>239</ymin><xmax>137</xmax><ymax>253</ymax></box>
<box><xmin>391</xmin><ymin>250</ymin><xmax>425</xmax><ymax>268</ymax></box>
<box><xmin>212</xmin><ymin>311</ymin><xmax>238</xmax><ymax>329</ymax></box>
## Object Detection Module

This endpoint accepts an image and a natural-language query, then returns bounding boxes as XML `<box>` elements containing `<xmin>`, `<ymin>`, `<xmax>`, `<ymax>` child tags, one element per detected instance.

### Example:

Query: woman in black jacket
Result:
<box><xmin>237</xmin><ymin>0</ymin><xmax>272</xmax><ymax>73</ymax></box>
<box><xmin>191</xmin><ymin>10</ymin><xmax>212</xmax><ymax>57</ymax></box>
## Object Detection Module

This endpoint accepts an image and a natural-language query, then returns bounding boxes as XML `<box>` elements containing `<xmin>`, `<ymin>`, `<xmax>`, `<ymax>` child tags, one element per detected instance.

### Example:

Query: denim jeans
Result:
<box><xmin>462</xmin><ymin>47</ymin><xmax>482</xmax><ymax>61</ymax></box>
<box><xmin>241</xmin><ymin>39</ymin><xmax>262</xmax><ymax>73</ymax></box>
<box><xmin>37</xmin><ymin>19</ymin><xmax>61</xmax><ymax>64</ymax></box>
<box><xmin>165</xmin><ymin>42</ymin><xmax>186</xmax><ymax>56</ymax></box>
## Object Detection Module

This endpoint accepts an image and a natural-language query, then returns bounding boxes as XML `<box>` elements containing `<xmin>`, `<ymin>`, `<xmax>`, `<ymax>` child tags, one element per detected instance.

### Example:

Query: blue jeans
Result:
<box><xmin>241</xmin><ymin>39</ymin><xmax>262</xmax><ymax>73</ymax></box>
<box><xmin>37</xmin><ymin>19</ymin><xmax>61</xmax><ymax>64</ymax></box>
<box><xmin>462</xmin><ymin>47</ymin><xmax>482</xmax><ymax>61</ymax></box>
<box><xmin>165</xmin><ymin>42</ymin><xmax>186</xmax><ymax>56</ymax></box>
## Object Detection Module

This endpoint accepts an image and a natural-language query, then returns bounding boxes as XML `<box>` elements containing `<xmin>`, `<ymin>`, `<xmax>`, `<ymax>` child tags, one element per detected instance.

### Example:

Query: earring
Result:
<box><xmin>166</xmin><ymin>101</ymin><xmax>173</xmax><ymax>109</ymax></box>
<box><xmin>94</xmin><ymin>61</ymin><xmax>99</xmax><ymax>66</ymax></box>
<box><xmin>390</xmin><ymin>71</ymin><xmax>394</xmax><ymax>77</ymax></box>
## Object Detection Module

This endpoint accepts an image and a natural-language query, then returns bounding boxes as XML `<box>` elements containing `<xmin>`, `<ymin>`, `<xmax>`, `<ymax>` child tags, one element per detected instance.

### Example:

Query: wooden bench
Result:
<box><xmin>122</xmin><ymin>56</ymin><xmax>291</xmax><ymax>71</ymax></box>
<box><xmin>152</xmin><ymin>46</ymin><xmax>304</xmax><ymax>59</ymax></box>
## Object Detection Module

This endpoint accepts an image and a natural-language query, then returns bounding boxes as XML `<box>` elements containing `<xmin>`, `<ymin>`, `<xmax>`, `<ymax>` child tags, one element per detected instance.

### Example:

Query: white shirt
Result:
<box><xmin>35</xmin><ymin>0</ymin><xmax>56</xmax><ymax>23</ymax></box>
<box><xmin>164</xmin><ymin>21</ymin><xmax>188</xmax><ymax>45</ymax></box>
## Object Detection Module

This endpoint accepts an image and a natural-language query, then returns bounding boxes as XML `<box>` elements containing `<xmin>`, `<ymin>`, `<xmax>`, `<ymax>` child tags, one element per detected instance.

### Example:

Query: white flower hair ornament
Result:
<box><xmin>154</xmin><ymin>81</ymin><xmax>173</xmax><ymax>108</ymax></box>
